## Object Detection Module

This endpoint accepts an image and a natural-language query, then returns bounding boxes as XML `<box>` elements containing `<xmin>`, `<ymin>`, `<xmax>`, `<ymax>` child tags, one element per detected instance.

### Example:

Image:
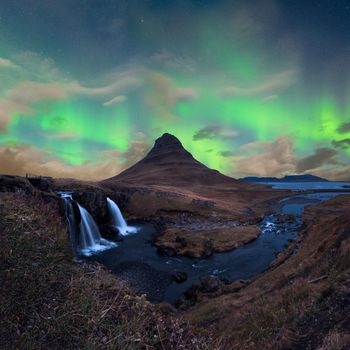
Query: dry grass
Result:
<box><xmin>185</xmin><ymin>195</ymin><xmax>350</xmax><ymax>350</ymax></box>
<box><xmin>0</xmin><ymin>192</ymin><xmax>223</xmax><ymax>350</ymax></box>
<box><xmin>318</xmin><ymin>330</ymin><xmax>350</xmax><ymax>350</ymax></box>
<box><xmin>155</xmin><ymin>225</ymin><xmax>260</xmax><ymax>258</ymax></box>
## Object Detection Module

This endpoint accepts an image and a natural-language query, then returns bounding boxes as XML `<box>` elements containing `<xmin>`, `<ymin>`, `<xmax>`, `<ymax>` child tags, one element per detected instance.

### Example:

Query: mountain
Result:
<box><xmin>101</xmin><ymin>132</ymin><xmax>287</xmax><ymax>259</ymax></box>
<box><xmin>104</xmin><ymin>133</ymin><xmax>244</xmax><ymax>187</ymax></box>
<box><xmin>241</xmin><ymin>174</ymin><xmax>329</xmax><ymax>183</ymax></box>
<box><xmin>101</xmin><ymin>133</ymin><xmax>286</xmax><ymax>218</ymax></box>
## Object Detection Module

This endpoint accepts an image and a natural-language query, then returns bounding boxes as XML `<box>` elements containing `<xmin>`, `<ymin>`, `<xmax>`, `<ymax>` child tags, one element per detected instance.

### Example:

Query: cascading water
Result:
<box><xmin>60</xmin><ymin>192</ymin><xmax>79</xmax><ymax>260</ymax></box>
<box><xmin>107</xmin><ymin>197</ymin><xmax>138</xmax><ymax>235</ymax></box>
<box><xmin>77</xmin><ymin>203</ymin><xmax>117</xmax><ymax>256</ymax></box>
<box><xmin>58</xmin><ymin>192</ymin><xmax>117</xmax><ymax>257</ymax></box>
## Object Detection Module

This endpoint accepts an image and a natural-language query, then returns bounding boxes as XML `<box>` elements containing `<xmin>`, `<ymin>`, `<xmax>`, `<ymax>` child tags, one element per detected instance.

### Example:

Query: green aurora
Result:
<box><xmin>0</xmin><ymin>0</ymin><xmax>349</xmax><ymax>180</ymax></box>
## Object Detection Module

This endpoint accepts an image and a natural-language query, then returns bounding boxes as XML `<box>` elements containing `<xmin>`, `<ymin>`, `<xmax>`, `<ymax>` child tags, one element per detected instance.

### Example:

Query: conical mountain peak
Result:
<box><xmin>156</xmin><ymin>133</ymin><xmax>182</xmax><ymax>144</ymax></box>
<box><xmin>144</xmin><ymin>133</ymin><xmax>191</xmax><ymax>160</ymax></box>
<box><xmin>104</xmin><ymin>133</ymin><xmax>240</xmax><ymax>186</ymax></box>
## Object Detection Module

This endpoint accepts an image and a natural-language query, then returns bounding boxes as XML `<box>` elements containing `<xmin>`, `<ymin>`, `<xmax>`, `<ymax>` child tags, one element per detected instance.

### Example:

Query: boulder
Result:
<box><xmin>171</xmin><ymin>271</ymin><xmax>188</xmax><ymax>283</ymax></box>
<box><xmin>199</xmin><ymin>275</ymin><xmax>220</xmax><ymax>293</ymax></box>
<box><xmin>157</xmin><ymin>245</ymin><xmax>175</xmax><ymax>257</ymax></box>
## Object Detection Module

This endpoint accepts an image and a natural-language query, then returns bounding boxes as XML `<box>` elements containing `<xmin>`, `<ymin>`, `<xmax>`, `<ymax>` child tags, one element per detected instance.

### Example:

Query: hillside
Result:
<box><xmin>101</xmin><ymin>133</ymin><xmax>287</xmax><ymax>217</ymax></box>
<box><xmin>241</xmin><ymin>174</ymin><xmax>329</xmax><ymax>182</ymax></box>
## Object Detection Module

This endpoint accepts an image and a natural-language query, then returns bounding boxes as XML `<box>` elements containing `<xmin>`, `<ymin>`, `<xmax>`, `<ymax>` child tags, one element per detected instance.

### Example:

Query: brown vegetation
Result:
<box><xmin>184</xmin><ymin>195</ymin><xmax>350</xmax><ymax>349</ymax></box>
<box><xmin>0</xmin><ymin>192</ymin><xmax>223</xmax><ymax>349</ymax></box>
<box><xmin>155</xmin><ymin>225</ymin><xmax>260</xmax><ymax>258</ymax></box>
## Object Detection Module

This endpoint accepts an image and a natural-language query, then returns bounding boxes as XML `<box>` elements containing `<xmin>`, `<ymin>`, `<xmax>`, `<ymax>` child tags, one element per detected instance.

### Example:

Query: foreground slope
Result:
<box><xmin>185</xmin><ymin>195</ymin><xmax>350</xmax><ymax>349</ymax></box>
<box><xmin>0</xmin><ymin>192</ymin><xmax>221</xmax><ymax>349</ymax></box>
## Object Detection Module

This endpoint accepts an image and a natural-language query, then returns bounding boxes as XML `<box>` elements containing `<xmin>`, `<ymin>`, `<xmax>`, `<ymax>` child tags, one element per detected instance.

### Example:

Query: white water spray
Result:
<box><xmin>107</xmin><ymin>197</ymin><xmax>138</xmax><ymax>235</ymax></box>
<box><xmin>77</xmin><ymin>203</ymin><xmax>117</xmax><ymax>256</ymax></box>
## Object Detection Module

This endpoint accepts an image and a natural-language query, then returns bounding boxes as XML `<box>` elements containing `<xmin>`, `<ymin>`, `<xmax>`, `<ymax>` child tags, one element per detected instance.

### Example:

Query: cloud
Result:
<box><xmin>8</xmin><ymin>81</ymin><xmax>68</xmax><ymax>102</ymax></box>
<box><xmin>149</xmin><ymin>72</ymin><xmax>198</xmax><ymax>106</ymax></box>
<box><xmin>218</xmin><ymin>150</ymin><xmax>236</xmax><ymax>157</ymax></box>
<box><xmin>296</xmin><ymin>148</ymin><xmax>338</xmax><ymax>173</ymax></box>
<box><xmin>101</xmin><ymin>132</ymin><xmax>151</xmax><ymax>165</ymax></box>
<box><xmin>0</xmin><ymin>53</ymin><xmax>144</xmax><ymax>131</ymax></box>
<box><xmin>13</xmin><ymin>51</ymin><xmax>61</xmax><ymax>80</ymax></box>
<box><xmin>337</xmin><ymin>120</ymin><xmax>350</xmax><ymax>134</ymax></box>
<box><xmin>193</xmin><ymin>125</ymin><xmax>239</xmax><ymax>141</ymax></box>
<box><xmin>0</xmin><ymin>57</ymin><xmax>20</xmax><ymax>70</ymax></box>
<box><xmin>103</xmin><ymin>95</ymin><xmax>127</xmax><ymax>107</ymax></box>
<box><xmin>50</xmin><ymin>132</ymin><xmax>78</xmax><ymax>141</ymax></box>
<box><xmin>228</xmin><ymin>0</ymin><xmax>279</xmax><ymax>38</ymax></box>
<box><xmin>222</xmin><ymin>137</ymin><xmax>346</xmax><ymax>180</ymax></box>
<box><xmin>332</xmin><ymin>138</ymin><xmax>350</xmax><ymax>149</ymax></box>
<box><xmin>144</xmin><ymin>71</ymin><xmax>198</xmax><ymax>121</ymax></box>
<box><xmin>0</xmin><ymin>53</ymin><xmax>186</xmax><ymax>137</ymax></box>
<box><xmin>311</xmin><ymin>165</ymin><xmax>350</xmax><ymax>181</ymax></box>
<box><xmin>0</xmin><ymin>81</ymin><xmax>68</xmax><ymax>132</ymax></box>
<box><xmin>261</xmin><ymin>95</ymin><xmax>279</xmax><ymax>104</ymax></box>
<box><xmin>231</xmin><ymin>135</ymin><xmax>296</xmax><ymax>177</ymax></box>
<box><xmin>69</xmin><ymin>74</ymin><xmax>142</xmax><ymax>97</ymax></box>
<box><xmin>219</xmin><ymin>70</ymin><xmax>298</xmax><ymax>99</ymax></box>
<box><xmin>150</xmin><ymin>49</ymin><xmax>196</xmax><ymax>73</ymax></box>
<box><xmin>0</xmin><ymin>133</ymin><xmax>150</xmax><ymax>180</ymax></box>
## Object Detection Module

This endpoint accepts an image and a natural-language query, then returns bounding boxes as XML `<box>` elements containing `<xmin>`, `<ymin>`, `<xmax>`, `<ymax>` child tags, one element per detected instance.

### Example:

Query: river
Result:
<box><xmin>85</xmin><ymin>185</ymin><xmax>350</xmax><ymax>304</ymax></box>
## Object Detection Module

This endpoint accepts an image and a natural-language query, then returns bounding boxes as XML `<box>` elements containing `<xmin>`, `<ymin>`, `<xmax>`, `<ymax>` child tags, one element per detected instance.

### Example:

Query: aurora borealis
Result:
<box><xmin>0</xmin><ymin>0</ymin><xmax>349</xmax><ymax>180</ymax></box>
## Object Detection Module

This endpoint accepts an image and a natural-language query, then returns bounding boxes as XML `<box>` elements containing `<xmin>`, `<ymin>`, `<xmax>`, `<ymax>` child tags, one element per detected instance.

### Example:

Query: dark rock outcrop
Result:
<box><xmin>75</xmin><ymin>190</ymin><xmax>109</xmax><ymax>226</ymax></box>
<box><xmin>0</xmin><ymin>175</ymin><xmax>35</xmax><ymax>194</ymax></box>
<box><xmin>171</xmin><ymin>271</ymin><xmax>188</xmax><ymax>283</ymax></box>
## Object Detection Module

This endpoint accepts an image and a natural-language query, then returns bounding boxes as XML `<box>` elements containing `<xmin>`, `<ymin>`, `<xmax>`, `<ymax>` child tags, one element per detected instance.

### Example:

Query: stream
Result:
<box><xmin>84</xmin><ymin>189</ymin><xmax>349</xmax><ymax>304</ymax></box>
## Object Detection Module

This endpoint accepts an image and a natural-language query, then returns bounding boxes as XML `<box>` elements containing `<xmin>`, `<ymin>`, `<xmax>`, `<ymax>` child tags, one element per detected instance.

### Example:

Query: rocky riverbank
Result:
<box><xmin>184</xmin><ymin>194</ymin><xmax>350</xmax><ymax>349</ymax></box>
<box><xmin>155</xmin><ymin>225</ymin><xmax>260</xmax><ymax>258</ymax></box>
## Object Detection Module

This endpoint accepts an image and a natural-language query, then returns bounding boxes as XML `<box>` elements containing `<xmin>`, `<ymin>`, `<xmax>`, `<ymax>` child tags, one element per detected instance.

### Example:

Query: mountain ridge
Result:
<box><xmin>241</xmin><ymin>174</ymin><xmax>329</xmax><ymax>183</ymax></box>
<box><xmin>103</xmin><ymin>133</ymin><xmax>242</xmax><ymax>187</ymax></box>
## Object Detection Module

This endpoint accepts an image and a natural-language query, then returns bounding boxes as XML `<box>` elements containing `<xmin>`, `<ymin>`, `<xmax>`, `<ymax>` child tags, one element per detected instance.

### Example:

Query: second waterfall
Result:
<box><xmin>107</xmin><ymin>197</ymin><xmax>138</xmax><ymax>235</ymax></box>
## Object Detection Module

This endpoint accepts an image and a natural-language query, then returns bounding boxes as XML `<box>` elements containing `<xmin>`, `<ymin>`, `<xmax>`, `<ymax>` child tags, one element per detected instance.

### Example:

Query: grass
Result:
<box><xmin>0</xmin><ymin>192</ymin><xmax>223</xmax><ymax>349</ymax></box>
<box><xmin>2</xmin><ymin>190</ymin><xmax>349</xmax><ymax>349</ymax></box>
<box><xmin>185</xmin><ymin>195</ymin><xmax>350</xmax><ymax>350</ymax></box>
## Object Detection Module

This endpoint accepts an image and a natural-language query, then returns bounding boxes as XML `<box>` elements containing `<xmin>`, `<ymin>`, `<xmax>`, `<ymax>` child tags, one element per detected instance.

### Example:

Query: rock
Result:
<box><xmin>277</xmin><ymin>214</ymin><xmax>295</xmax><ymax>224</ymax></box>
<box><xmin>202</xmin><ymin>239</ymin><xmax>214</xmax><ymax>258</ymax></box>
<box><xmin>27</xmin><ymin>176</ymin><xmax>54</xmax><ymax>192</ymax></box>
<box><xmin>219</xmin><ymin>277</ymin><xmax>232</xmax><ymax>285</ymax></box>
<box><xmin>100</xmin><ymin>225</ymin><xmax>123</xmax><ymax>241</ymax></box>
<box><xmin>171</xmin><ymin>271</ymin><xmax>188</xmax><ymax>283</ymax></box>
<box><xmin>0</xmin><ymin>175</ymin><xmax>35</xmax><ymax>194</ymax></box>
<box><xmin>175</xmin><ymin>298</ymin><xmax>193</xmax><ymax>310</ymax></box>
<box><xmin>224</xmin><ymin>279</ymin><xmax>250</xmax><ymax>293</ymax></box>
<box><xmin>199</xmin><ymin>275</ymin><xmax>220</xmax><ymax>293</ymax></box>
<box><xmin>157</xmin><ymin>302</ymin><xmax>177</xmax><ymax>314</ymax></box>
<box><xmin>175</xmin><ymin>235</ymin><xmax>187</xmax><ymax>247</ymax></box>
<box><xmin>75</xmin><ymin>191</ymin><xmax>109</xmax><ymax>225</ymax></box>
<box><xmin>184</xmin><ymin>281</ymin><xmax>201</xmax><ymax>301</ymax></box>
<box><xmin>154</xmin><ymin>225</ymin><xmax>259</xmax><ymax>258</ymax></box>
<box><xmin>183</xmin><ymin>275</ymin><xmax>221</xmax><ymax>303</ymax></box>
<box><xmin>157</xmin><ymin>245</ymin><xmax>175</xmax><ymax>257</ymax></box>
<box><xmin>192</xmin><ymin>198</ymin><xmax>215</xmax><ymax>208</ymax></box>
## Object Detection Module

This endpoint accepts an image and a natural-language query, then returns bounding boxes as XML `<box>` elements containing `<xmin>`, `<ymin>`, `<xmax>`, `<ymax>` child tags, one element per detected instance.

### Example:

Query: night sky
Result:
<box><xmin>0</xmin><ymin>0</ymin><xmax>349</xmax><ymax>180</ymax></box>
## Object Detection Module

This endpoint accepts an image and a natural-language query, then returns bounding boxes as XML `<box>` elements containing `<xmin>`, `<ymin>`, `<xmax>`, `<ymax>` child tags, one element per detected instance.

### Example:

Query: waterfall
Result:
<box><xmin>77</xmin><ymin>203</ymin><xmax>117</xmax><ymax>256</ymax></box>
<box><xmin>58</xmin><ymin>192</ymin><xmax>117</xmax><ymax>257</ymax></box>
<box><xmin>107</xmin><ymin>197</ymin><xmax>138</xmax><ymax>235</ymax></box>
<box><xmin>60</xmin><ymin>192</ymin><xmax>79</xmax><ymax>260</ymax></box>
